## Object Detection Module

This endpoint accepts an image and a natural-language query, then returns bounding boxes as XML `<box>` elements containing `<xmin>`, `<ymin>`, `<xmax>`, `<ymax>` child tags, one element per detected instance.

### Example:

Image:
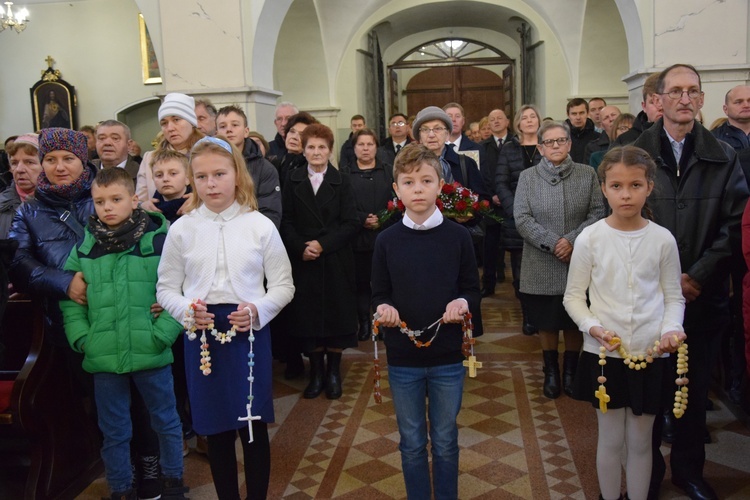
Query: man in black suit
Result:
<box><xmin>92</xmin><ymin>120</ymin><xmax>140</xmax><ymax>182</ymax></box>
<box><xmin>376</xmin><ymin>113</ymin><xmax>411</xmax><ymax>166</ymax></box>
<box><xmin>443</xmin><ymin>102</ymin><xmax>482</xmax><ymax>154</ymax></box>
<box><xmin>478</xmin><ymin>109</ymin><xmax>510</xmax><ymax>296</ymax></box>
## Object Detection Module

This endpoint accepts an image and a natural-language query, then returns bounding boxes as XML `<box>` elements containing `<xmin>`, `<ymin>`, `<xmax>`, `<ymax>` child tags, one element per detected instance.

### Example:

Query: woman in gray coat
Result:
<box><xmin>514</xmin><ymin>121</ymin><xmax>605</xmax><ymax>399</ymax></box>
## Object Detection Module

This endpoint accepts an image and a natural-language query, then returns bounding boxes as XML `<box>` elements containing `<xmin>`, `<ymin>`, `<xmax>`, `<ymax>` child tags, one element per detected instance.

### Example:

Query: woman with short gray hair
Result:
<box><xmin>514</xmin><ymin>121</ymin><xmax>605</xmax><ymax>399</ymax></box>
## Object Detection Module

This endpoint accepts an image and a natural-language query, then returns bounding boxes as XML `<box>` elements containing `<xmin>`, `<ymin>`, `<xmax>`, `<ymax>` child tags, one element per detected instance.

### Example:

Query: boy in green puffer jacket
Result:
<box><xmin>60</xmin><ymin>167</ymin><xmax>187</xmax><ymax>500</ymax></box>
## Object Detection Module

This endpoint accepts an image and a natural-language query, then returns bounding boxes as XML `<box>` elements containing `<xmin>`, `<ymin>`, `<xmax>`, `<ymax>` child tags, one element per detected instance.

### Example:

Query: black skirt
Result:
<box><xmin>524</xmin><ymin>293</ymin><xmax>578</xmax><ymax>331</ymax></box>
<box><xmin>572</xmin><ymin>351</ymin><xmax>667</xmax><ymax>416</ymax></box>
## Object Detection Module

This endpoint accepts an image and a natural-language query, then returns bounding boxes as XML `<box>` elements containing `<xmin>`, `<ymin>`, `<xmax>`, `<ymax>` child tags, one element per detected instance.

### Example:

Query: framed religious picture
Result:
<box><xmin>139</xmin><ymin>13</ymin><xmax>162</xmax><ymax>84</ymax></box>
<box><xmin>30</xmin><ymin>57</ymin><xmax>77</xmax><ymax>131</ymax></box>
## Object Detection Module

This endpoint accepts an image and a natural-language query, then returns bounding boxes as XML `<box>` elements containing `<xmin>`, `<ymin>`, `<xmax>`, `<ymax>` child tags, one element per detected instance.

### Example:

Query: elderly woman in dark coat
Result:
<box><xmin>0</xmin><ymin>134</ymin><xmax>41</xmax><ymax>238</ymax></box>
<box><xmin>280</xmin><ymin>123</ymin><xmax>359</xmax><ymax>400</ymax></box>
<box><xmin>348</xmin><ymin>128</ymin><xmax>395</xmax><ymax>341</ymax></box>
<box><xmin>514</xmin><ymin>121</ymin><xmax>605</xmax><ymax>400</ymax></box>
<box><xmin>495</xmin><ymin>105</ymin><xmax>543</xmax><ymax>334</ymax></box>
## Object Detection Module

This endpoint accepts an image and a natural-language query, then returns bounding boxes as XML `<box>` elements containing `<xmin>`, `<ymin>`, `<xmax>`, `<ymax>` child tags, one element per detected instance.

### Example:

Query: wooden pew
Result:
<box><xmin>0</xmin><ymin>295</ymin><xmax>103</xmax><ymax>499</ymax></box>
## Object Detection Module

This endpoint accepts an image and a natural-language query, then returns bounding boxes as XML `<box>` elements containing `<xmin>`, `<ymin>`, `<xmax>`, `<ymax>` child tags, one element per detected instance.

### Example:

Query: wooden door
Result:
<box><xmin>404</xmin><ymin>66</ymin><xmax>507</xmax><ymax>123</ymax></box>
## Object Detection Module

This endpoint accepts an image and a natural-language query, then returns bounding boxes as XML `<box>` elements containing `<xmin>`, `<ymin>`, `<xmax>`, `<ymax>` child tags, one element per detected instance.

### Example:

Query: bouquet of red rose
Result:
<box><xmin>437</xmin><ymin>182</ymin><xmax>501</xmax><ymax>223</ymax></box>
<box><xmin>375</xmin><ymin>197</ymin><xmax>403</xmax><ymax>226</ymax></box>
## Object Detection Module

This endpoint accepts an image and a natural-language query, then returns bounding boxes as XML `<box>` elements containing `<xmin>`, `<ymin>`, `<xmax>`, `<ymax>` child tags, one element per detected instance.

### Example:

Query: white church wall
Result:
<box><xmin>0</xmin><ymin>0</ymin><xmax>163</xmax><ymax>141</ymax></box>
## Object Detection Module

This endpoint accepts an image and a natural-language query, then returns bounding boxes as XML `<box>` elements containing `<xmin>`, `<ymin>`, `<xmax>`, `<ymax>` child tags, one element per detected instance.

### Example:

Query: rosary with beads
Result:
<box><xmin>183</xmin><ymin>301</ymin><xmax>259</xmax><ymax>442</ymax></box>
<box><xmin>595</xmin><ymin>332</ymin><xmax>688</xmax><ymax>417</ymax></box>
<box><xmin>371</xmin><ymin>312</ymin><xmax>480</xmax><ymax>404</ymax></box>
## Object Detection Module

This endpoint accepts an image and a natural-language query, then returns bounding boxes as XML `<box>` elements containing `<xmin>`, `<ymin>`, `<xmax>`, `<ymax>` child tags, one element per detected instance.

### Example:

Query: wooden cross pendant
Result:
<box><xmin>463</xmin><ymin>355</ymin><xmax>483</xmax><ymax>378</ymax></box>
<box><xmin>595</xmin><ymin>384</ymin><xmax>610</xmax><ymax>413</ymax></box>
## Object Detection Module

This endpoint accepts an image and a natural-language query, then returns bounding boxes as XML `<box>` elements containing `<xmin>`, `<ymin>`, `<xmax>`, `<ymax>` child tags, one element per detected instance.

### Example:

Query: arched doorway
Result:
<box><xmin>390</xmin><ymin>39</ymin><xmax>514</xmax><ymax>123</ymax></box>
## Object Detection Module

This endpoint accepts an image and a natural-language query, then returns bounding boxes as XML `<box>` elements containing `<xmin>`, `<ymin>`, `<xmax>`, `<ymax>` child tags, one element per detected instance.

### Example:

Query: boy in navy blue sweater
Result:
<box><xmin>371</xmin><ymin>143</ymin><xmax>481</xmax><ymax>499</ymax></box>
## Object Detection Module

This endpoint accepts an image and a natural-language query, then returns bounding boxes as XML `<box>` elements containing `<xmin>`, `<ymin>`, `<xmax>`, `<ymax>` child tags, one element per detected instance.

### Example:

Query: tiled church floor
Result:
<box><xmin>78</xmin><ymin>274</ymin><xmax>750</xmax><ymax>499</ymax></box>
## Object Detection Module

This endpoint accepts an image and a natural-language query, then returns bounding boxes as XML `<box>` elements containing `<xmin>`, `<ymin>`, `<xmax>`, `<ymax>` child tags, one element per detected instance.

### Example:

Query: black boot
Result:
<box><xmin>161</xmin><ymin>477</ymin><xmax>189</xmax><ymax>500</ymax></box>
<box><xmin>542</xmin><ymin>350</ymin><xmax>561</xmax><ymax>399</ymax></box>
<box><xmin>520</xmin><ymin>297</ymin><xmax>538</xmax><ymax>336</ymax></box>
<box><xmin>562</xmin><ymin>350</ymin><xmax>579</xmax><ymax>397</ymax></box>
<box><xmin>303</xmin><ymin>352</ymin><xmax>325</xmax><ymax>399</ymax></box>
<box><xmin>358</xmin><ymin>314</ymin><xmax>372</xmax><ymax>341</ymax></box>
<box><xmin>325</xmin><ymin>351</ymin><xmax>343</xmax><ymax>400</ymax></box>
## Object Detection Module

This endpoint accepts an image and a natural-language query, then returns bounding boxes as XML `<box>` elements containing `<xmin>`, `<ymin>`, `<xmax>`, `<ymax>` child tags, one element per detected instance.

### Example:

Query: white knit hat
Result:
<box><xmin>158</xmin><ymin>93</ymin><xmax>198</xmax><ymax>127</ymax></box>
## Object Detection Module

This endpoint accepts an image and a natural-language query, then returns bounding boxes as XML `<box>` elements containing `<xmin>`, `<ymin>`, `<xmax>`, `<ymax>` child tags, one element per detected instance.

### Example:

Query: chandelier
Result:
<box><xmin>0</xmin><ymin>2</ymin><xmax>30</xmax><ymax>33</ymax></box>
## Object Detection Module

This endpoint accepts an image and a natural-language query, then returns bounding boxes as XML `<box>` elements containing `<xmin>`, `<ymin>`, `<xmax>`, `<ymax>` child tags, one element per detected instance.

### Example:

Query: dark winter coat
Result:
<box><xmin>565</xmin><ymin>118</ymin><xmax>600</xmax><ymax>164</ymax></box>
<box><xmin>376</xmin><ymin>137</ymin><xmax>411</xmax><ymax>167</ymax></box>
<box><xmin>60</xmin><ymin>212</ymin><xmax>182</xmax><ymax>374</ymax></box>
<box><xmin>480</xmin><ymin>135</ymin><xmax>508</xmax><ymax>225</ymax></box>
<box><xmin>495</xmin><ymin>137</ymin><xmax>542</xmax><ymax>249</ymax></box>
<box><xmin>8</xmin><ymin>166</ymin><xmax>96</xmax><ymax>344</ymax></box>
<box><xmin>711</xmin><ymin>121</ymin><xmax>750</xmax><ymax>152</ymax></box>
<box><xmin>348</xmin><ymin>160</ymin><xmax>395</xmax><ymax>253</ymax></box>
<box><xmin>268</xmin><ymin>132</ymin><xmax>287</xmax><ymax>158</ymax></box>
<box><xmin>583</xmin><ymin>131</ymin><xmax>610</xmax><ymax>165</ymax></box>
<box><xmin>634</xmin><ymin>119</ymin><xmax>749</xmax><ymax>301</ymax></box>
<box><xmin>280</xmin><ymin>163</ymin><xmax>359</xmax><ymax>338</ymax></box>
<box><xmin>242</xmin><ymin>138</ymin><xmax>282</xmax><ymax>228</ymax></box>
<box><xmin>339</xmin><ymin>135</ymin><xmax>356</xmax><ymax>172</ymax></box>
<box><xmin>0</xmin><ymin>184</ymin><xmax>21</xmax><ymax>239</ymax></box>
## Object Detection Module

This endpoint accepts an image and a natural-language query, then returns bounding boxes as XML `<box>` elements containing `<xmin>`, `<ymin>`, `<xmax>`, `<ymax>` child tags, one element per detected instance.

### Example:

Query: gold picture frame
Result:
<box><xmin>139</xmin><ymin>13</ymin><xmax>162</xmax><ymax>85</ymax></box>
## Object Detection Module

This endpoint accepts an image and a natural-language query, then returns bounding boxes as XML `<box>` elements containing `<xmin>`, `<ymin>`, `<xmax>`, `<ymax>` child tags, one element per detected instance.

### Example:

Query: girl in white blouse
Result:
<box><xmin>563</xmin><ymin>146</ymin><xmax>686</xmax><ymax>500</ymax></box>
<box><xmin>157</xmin><ymin>136</ymin><xmax>294</xmax><ymax>500</ymax></box>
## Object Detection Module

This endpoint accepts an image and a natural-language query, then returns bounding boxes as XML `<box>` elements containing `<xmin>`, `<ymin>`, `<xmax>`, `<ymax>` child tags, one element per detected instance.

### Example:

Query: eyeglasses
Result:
<box><xmin>390</xmin><ymin>121</ymin><xmax>406</xmax><ymax>127</ymax></box>
<box><xmin>541</xmin><ymin>138</ymin><xmax>570</xmax><ymax>147</ymax></box>
<box><xmin>661</xmin><ymin>89</ymin><xmax>703</xmax><ymax>100</ymax></box>
<box><xmin>419</xmin><ymin>126</ymin><xmax>447</xmax><ymax>135</ymax></box>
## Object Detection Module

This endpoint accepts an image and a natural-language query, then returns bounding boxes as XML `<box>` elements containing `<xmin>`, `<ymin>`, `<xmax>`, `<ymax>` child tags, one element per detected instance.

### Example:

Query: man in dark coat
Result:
<box><xmin>338</xmin><ymin>114</ymin><xmax>365</xmax><ymax>172</ymax></box>
<box><xmin>92</xmin><ymin>120</ymin><xmax>140</xmax><ymax>182</ymax></box>
<box><xmin>564</xmin><ymin>98</ymin><xmax>600</xmax><ymax>163</ymax></box>
<box><xmin>712</xmin><ymin>85</ymin><xmax>750</xmax><ymax>151</ymax></box>
<box><xmin>443</xmin><ymin>102</ymin><xmax>483</xmax><ymax>155</ymax></box>
<box><xmin>376</xmin><ymin>113</ymin><xmax>411</xmax><ymax>166</ymax></box>
<box><xmin>583</xmin><ymin>105</ymin><xmax>620</xmax><ymax>164</ymax></box>
<box><xmin>479</xmin><ymin>109</ymin><xmax>510</xmax><ymax>296</ymax></box>
<box><xmin>613</xmin><ymin>73</ymin><xmax>662</xmax><ymax>146</ymax></box>
<box><xmin>634</xmin><ymin>64</ymin><xmax>749</xmax><ymax>500</ymax></box>
<box><xmin>268</xmin><ymin>101</ymin><xmax>298</xmax><ymax>158</ymax></box>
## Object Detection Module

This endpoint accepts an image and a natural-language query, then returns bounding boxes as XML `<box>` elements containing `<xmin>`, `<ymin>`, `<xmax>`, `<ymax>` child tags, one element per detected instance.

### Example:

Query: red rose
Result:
<box><xmin>442</xmin><ymin>183</ymin><xmax>455</xmax><ymax>194</ymax></box>
<box><xmin>459</xmin><ymin>188</ymin><xmax>469</xmax><ymax>198</ymax></box>
<box><xmin>455</xmin><ymin>200</ymin><xmax>467</xmax><ymax>212</ymax></box>
<box><xmin>397</xmin><ymin>200</ymin><xmax>405</xmax><ymax>211</ymax></box>
<box><xmin>480</xmin><ymin>200</ymin><xmax>490</xmax><ymax>208</ymax></box>
<box><xmin>472</xmin><ymin>201</ymin><xmax>480</xmax><ymax>211</ymax></box>
<box><xmin>387</xmin><ymin>200</ymin><xmax>395</xmax><ymax>211</ymax></box>
<box><xmin>436</xmin><ymin>199</ymin><xmax>444</xmax><ymax>211</ymax></box>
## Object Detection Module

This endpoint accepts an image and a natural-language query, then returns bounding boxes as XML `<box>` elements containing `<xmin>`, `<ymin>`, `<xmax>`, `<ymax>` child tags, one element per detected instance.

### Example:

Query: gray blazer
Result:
<box><xmin>514</xmin><ymin>156</ymin><xmax>605</xmax><ymax>295</ymax></box>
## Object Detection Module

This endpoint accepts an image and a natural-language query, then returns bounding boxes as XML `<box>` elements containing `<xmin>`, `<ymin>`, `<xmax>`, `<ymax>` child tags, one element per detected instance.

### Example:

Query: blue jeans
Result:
<box><xmin>94</xmin><ymin>365</ymin><xmax>183</xmax><ymax>492</ymax></box>
<box><xmin>388</xmin><ymin>362</ymin><xmax>464</xmax><ymax>500</ymax></box>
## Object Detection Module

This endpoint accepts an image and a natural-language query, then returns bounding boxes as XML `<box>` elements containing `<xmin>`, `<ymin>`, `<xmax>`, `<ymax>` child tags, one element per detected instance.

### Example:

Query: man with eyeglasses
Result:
<box><xmin>635</xmin><ymin>63</ymin><xmax>748</xmax><ymax>500</ymax></box>
<box><xmin>377</xmin><ymin>113</ymin><xmax>412</xmax><ymax>166</ymax></box>
<box><xmin>269</xmin><ymin>101</ymin><xmax>299</xmax><ymax>158</ymax></box>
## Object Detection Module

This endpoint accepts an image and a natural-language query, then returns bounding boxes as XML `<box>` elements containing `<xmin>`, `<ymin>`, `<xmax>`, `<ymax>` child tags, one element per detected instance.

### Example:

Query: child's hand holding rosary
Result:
<box><xmin>191</xmin><ymin>299</ymin><xmax>257</xmax><ymax>333</ymax></box>
<box><xmin>589</xmin><ymin>325</ymin><xmax>686</xmax><ymax>355</ymax></box>
<box><xmin>228</xmin><ymin>302</ymin><xmax>258</xmax><ymax>332</ymax></box>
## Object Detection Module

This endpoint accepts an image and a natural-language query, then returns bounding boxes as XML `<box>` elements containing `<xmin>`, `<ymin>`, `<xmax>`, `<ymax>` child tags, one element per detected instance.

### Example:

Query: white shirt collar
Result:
<box><xmin>198</xmin><ymin>200</ymin><xmax>243</xmax><ymax>221</ymax></box>
<box><xmin>402</xmin><ymin>206</ymin><xmax>444</xmax><ymax>230</ymax></box>
<box><xmin>451</xmin><ymin>135</ymin><xmax>463</xmax><ymax>150</ymax></box>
